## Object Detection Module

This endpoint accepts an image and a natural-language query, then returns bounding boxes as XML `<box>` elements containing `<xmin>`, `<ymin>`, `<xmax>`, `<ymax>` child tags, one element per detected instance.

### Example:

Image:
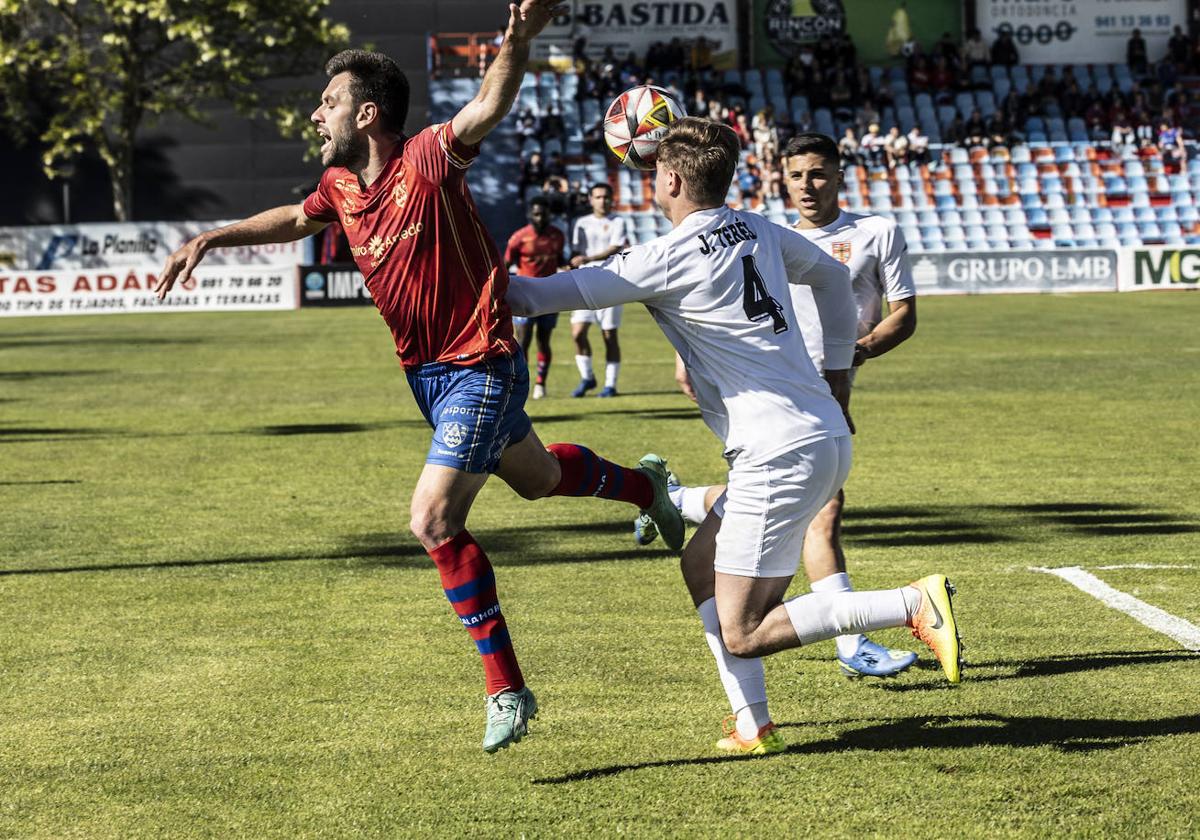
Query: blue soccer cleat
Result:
<box><xmin>837</xmin><ymin>637</ymin><xmax>918</xmax><ymax>678</ymax></box>
<box><xmin>598</xmin><ymin>386</ymin><xmax>618</xmax><ymax>397</ymax></box>
<box><xmin>572</xmin><ymin>377</ymin><xmax>597</xmax><ymax>398</ymax></box>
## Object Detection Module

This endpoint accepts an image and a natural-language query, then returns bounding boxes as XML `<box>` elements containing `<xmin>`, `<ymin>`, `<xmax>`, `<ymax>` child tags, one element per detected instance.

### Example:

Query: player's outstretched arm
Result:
<box><xmin>155</xmin><ymin>204</ymin><xmax>327</xmax><ymax>299</ymax></box>
<box><xmin>452</xmin><ymin>0</ymin><xmax>566</xmax><ymax>146</ymax></box>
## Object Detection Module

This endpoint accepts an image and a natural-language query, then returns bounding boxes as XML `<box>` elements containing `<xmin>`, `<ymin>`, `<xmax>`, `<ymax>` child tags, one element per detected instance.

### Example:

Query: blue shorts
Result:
<box><xmin>406</xmin><ymin>355</ymin><xmax>533</xmax><ymax>473</ymax></box>
<box><xmin>512</xmin><ymin>313</ymin><xmax>559</xmax><ymax>330</ymax></box>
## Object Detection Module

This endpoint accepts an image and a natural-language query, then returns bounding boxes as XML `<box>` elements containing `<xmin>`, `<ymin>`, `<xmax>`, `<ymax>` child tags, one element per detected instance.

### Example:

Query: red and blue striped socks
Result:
<box><xmin>546</xmin><ymin>443</ymin><xmax>654</xmax><ymax>508</ymax></box>
<box><xmin>428</xmin><ymin>530</ymin><xmax>524</xmax><ymax>695</ymax></box>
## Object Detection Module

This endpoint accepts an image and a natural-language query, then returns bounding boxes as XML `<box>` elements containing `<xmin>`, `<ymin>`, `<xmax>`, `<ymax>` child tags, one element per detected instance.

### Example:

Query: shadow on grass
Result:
<box><xmin>0</xmin><ymin>479</ymin><xmax>82</xmax><ymax>486</ymax></box>
<box><xmin>249</xmin><ymin>421</ymin><xmax>428</xmax><ymax>436</ymax></box>
<box><xmin>872</xmin><ymin>650</ymin><xmax>1200</xmax><ymax>692</ymax></box>
<box><xmin>0</xmin><ymin>336</ymin><xmax>205</xmax><ymax>349</ymax></box>
<box><xmin>0</xmin><ymin>520</ymin><xmax>673</xmax><ymax>577</ymax></box>
<box><xmin>530</xmin><ymin>407</ymin><xmax>701</xmax><ymax>424</ymax></box>
<box><xmin>532</xmin><ymin>712</ymin><xmax>1200</xmax><ymax>783</ymax></box>
<box><xmin>0</xmin><ymin>370</ymin><xmax>109</xmax><ymax>381</ymax></box>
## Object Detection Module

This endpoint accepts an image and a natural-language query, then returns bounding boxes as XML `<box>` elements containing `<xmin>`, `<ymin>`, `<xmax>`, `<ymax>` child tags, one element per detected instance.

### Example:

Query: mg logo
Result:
<box><xmin>1133</xmin><ymin>249</ymin><xmax>1200</xmax><ymax>286</ymax></box>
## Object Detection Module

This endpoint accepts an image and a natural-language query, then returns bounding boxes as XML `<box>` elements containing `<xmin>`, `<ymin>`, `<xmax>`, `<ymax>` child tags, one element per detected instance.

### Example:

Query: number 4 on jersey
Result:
<box><xmin>740</xmin><ymin>255</ymin><xmax>788</xmax><ymax>334</ymax></box>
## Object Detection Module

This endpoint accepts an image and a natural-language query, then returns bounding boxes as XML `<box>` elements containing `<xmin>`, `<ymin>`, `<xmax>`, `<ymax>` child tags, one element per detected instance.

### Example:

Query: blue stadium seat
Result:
<box><xmin>1113</xmin><ymin>207</ymin><xmax>1136</xmax><ymax>224</ymax></box>
<box><xmin>1005</xmin><ymin>208</ymin><xmax>1028</xmax><ymax>225</ymax></box>
<box><xmin>938</xmin><ymin>209</ymin><xmax>962</xmax><ymax>227</ymax></box>
<box><xmin>1074</xmin><ymin>223</ymin><xmax>1097</xmax><ymax>239</ymax></box>
<box><xmin>1044</xmin><ymin>193</ymin><xmax>1066</xmax><ymax>210</ymax></box>
<box><xmin>935</xmin><ymin>194</ymin><xmax>958</xmax><ymax>209</ymax></box>
<box><xmin>1026</xmin><ymin>208</ymin><xmax>1049</xmax><ymax>227</ymax></box>
<box><xmin>1048</xmin><ymin>208</ymin><xmax>1072</xmax><ymax>225</ymax></box>
<box><xmin>1034</xmin><ymin>238</ymin><xmax>1057</xmax><ymax>251</ymax></box>
<box><xmin>1021</xmin><ymin>193</ymin><xmax>1044</xmax><ymax>209</ymax></box>
<box><xmin>1091</xmin><ymin>207</ymin><xmax>1114</xmax><ymax>223</ymax></box>
<box><xmin>1134</xmin><ymin>206</ymin><xmax>1157</xmax><ymax>222</ymax></box>
<box><xmin>1069</xmin><ymin>206</ymin><xmax>1091</xmax><ymax>224</ymax></box>
<box><xmin>1180</xmin><ymin>206</ymin><xmax>1200</xmax><ymax>224</ymax></box>
<box><xmin>1139</xmin><ymin>222</ymin><xmax>1163</xmax><ymax>240</ymax></box>
<box><xmin>1095</xmin><ymin>222</ymin><xmax>1118</xmax><ymax>239</ymax></box>
<box><xmin>993</xmin><ymin>78</ymin><xmax>1011</xmax><ymax>101</ymax></box>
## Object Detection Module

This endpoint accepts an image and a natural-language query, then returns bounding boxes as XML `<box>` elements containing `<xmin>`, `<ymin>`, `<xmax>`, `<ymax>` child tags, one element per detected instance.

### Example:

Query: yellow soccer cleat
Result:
<box><xmin>907</xmin><ymin>574</ymin><xmax>963</xmax><ymax>683</ymax></box>
<box><xmin>715</xmin><ymin>716</ymin><xmax>786</xmax><ymax>756</ymax></box>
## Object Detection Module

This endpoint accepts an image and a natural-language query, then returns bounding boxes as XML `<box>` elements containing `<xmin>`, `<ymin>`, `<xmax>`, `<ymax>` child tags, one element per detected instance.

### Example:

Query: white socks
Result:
<box><xmin>782</xmin><ymin>587</ymin><xmax>912</xmax><ymax>647</ymax></box>
<box><xmin>679</xmin><ymin>486</ymin><xmax>711</xmax><ymax>525</ymax></box>
<box><xmin>604</xmin><ymin>361</ymin><xmax>620</xmax><ymax>389</ymax></box>
<box><xmin>575</xmin><ymin>354</ymin><xmax>594</xmax><ymax>381</ymax></box>
<box><xmin>810</xmin><ymin>572</ymin><xmax>864</xmax><ymax>659</ymax></box>
<box><xmin>698</xmin><ymin>598</ymin><xmax>770</xmax><ymax>740</ymax></box>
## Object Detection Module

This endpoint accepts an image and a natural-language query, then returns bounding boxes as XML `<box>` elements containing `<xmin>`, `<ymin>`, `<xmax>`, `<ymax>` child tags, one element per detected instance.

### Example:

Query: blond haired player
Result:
<box><xmin>506</xmin><ymin>117</ymin><xmax>961</xmax><ymax>754</ymax></box>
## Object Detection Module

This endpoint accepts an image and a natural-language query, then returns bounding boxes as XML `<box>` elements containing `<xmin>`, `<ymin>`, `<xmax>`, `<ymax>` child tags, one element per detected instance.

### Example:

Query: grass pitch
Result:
<box><xmin>2</xmin><ymin>292</ymin><xmax>1198</xmax><ymax>838</ymax></box>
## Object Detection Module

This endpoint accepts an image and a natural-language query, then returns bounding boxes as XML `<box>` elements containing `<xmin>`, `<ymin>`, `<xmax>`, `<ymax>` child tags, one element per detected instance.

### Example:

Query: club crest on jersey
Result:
<box><xmin>441</xmin><ymin>421</ymin><xmax>469</xmax><ymax>448</ymax></box>
<box><xmin>392</xmin><ymin>176</ymin><xmax>409</xmax><ymax>210</ymax></box>
<box><xmin>832</xmin><ymin>242</ymin><xmax>852</xmax><ymax>263</ymax></box>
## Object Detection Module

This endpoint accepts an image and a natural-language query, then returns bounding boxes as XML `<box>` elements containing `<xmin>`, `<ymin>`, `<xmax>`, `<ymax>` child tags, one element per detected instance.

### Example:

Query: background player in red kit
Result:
<box><xmin>505</xmin><ymin>196</ymin><xmax>565</xmax><ymax>398</ymax></box>
<box><xmin>154</xmin><ymin>0</ymin><xmax>684</xmax><ymax>753</ymax></box>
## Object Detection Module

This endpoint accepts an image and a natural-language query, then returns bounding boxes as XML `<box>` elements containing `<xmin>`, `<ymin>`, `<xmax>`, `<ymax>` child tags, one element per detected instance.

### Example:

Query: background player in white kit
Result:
<box><xmin>505</xmin><ymin>117</ymin><xmax>961</xmax><ymax>754</ymax></box>
<box><xmin>569</xmin><ymin>183</ymin><xmax>630</xmax><ymax>397</ymax></box>
<box><xmin>660</xmin><ymin>132</ymin><xmax>922</xmax><ymax>681</ymax></box>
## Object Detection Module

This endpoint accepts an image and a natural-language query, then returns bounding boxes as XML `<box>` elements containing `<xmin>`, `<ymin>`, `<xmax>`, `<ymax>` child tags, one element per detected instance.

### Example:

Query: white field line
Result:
<box><xmin>1092</xmin><ymin>564</ymin><xmax>1196</xmax><ymax>570</ymax></box>
<box><xmin>1030</xmin><ymin>566</ymin><xmax>1200</xmax><ymax>652</ymax></box>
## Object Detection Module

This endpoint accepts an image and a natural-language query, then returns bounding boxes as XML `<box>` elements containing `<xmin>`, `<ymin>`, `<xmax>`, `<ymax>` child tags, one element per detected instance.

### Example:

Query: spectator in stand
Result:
<box><xmin>752</xmin><ymin>107</ymin><xmax>778</xmax><ymax>158</ymax></box>
<box><xmin>518</xmin><ymin>109</ymin><xmax>539</xmax><ymax>141</ymax></box>
<box><xmin>991</xmin><ymin>30</ymin><xmax>1019</xmax><ymax>67</ymax></box>
<box><xmin>540</xmin><ymin>175</ymin><xmax>572</xmax><ymax>217</ymax></box>
<box><xmin>545</xmin><ymin>150</ymin><xmax>567</xmax><ymax>179</ymax></box>
<box><xmin>1168</xmin><ymin>25</ymin><xmax>1190</xmax><ymax>68</ymax></box>
<box><xmin>931</xmin><ymin>56</ymin><xmax>955</xmax><ymax>96</ymax></box>
<box><xmin>1127</xmin><ymin>28</ymin><xmax>1149</xmax><ymax>76</ymax></box>
<box><xmin>1134</xmin><ymin>108</ymin><xmax>1157</xmax><ymax>147</ymax></box>
<box><xmin>839</xmin><ymin>127</ymin><xmax>862</xmax><ymax>166</ymax></box>
<box><xmin>909</xmin><ymin>55</ymin><xmax>932</xmax><ymax>91</ymax></box>
<box><xmin>1111</xmin><ymin>111</ymin><xmax>1136</xmax><ymax>151</ymax></box>
<box><xmin>815</xmin><ymin>35</ymin><xmax>836</xmax><ymax>71</ymax></box>
<box><xmin>541</xmin><ymin>105</ymin><xmax>565</xmax><ymax>141</ymax></box>
<box><xmin>906</xmin><ymin>125</ymin><xmax>930</xmax><ymax>165</ymax></box>
<box><xmin>860</xmin><ymin>122</ymin><xmax>885</xmax><ymax>167</ymax></box>
<box><xmin>986</xmin><ymin>110</ymin><xmax>1014</xmax><ymax>148</ymax></box>
<box><xmin>962</xmin><ymin>28</ymin><xmax>990</xmax><ymax>70</ymax></box>
<box><xmin>857</xmin><ymin>98</ymin><xmax>882</xmax><ymax>135</ymax></box>
<box><xmin>732</xmin><ymin>111</ymin><xmax>752</xmax><ymax>148</ymax></box>
<box><xmin>944</xmin><ymin>113</ymin><xmax>965</xmax><ymax>146</ymax></box>
<box><xmin>761</xmin><ymin>147</ymin><xmax>784</xmax><ymax>199</ymax></box>
<box><xmin>934</xmin><ymin>31</ymin><xmax>960</xmax><ymax>69</ymax></box>
<box><xmin>794</xmin><ymin>109</ymin><xmax>814</xmax><ymax>133</ymax></box>
<box><xmin>1158</xmin><ymin>121</ymin><xmax>1187</xmax><ymax>170</ymax></box>
<box><xmin>519</xmin><ymin>151</ymin><xmax>547</xmax><ymax>202</ymax></box>
<box><xmin>829</xmin><ymin>69</ymin><xmax>855</xmax><ymax>120</ymax></box>
<box><xmin>737</xmin><ymin>159</ymin><xmax>762</xmax><ymax>207</ymax></box>
<box><xmin>963</xmin><ymin>108</ymin><xmax>988</xmax><ymax>147</ymax></box>
<box><xmin>1088</xmin><ymin>118</ymin><xmax>1109</xmax><ymax>144</ymax></box>
<box><xmin>835</xmin><ymin>31</ymin><xmax>857</xmax><ymax>68</ymax></box>
<box><xmin>883</xmin><ymin>126</ymin><xmax>908</xmax><ymax>168</ymax></box>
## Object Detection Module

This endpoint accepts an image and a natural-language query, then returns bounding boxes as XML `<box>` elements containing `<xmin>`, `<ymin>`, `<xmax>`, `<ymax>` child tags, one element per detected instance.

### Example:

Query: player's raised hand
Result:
<box><xmin>155</xmin><ymin>237</ymin><xmax>207</xmax><ymax>300</ymax></box>
<box><xmin>507</xmin><ymin>0</ymin><xmax>567</xmax><ymax>42</ymax></box>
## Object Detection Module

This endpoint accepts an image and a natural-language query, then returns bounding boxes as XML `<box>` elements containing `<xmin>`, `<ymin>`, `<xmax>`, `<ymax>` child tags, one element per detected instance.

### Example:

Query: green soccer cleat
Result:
<box><xmin>633</xmin><ymin>469</ymin><xmax>679</xmax><ymax>547</ymax></box>
<box><xmin>635</xmin><ymin>454</ymin><xmax>685</xmax><ymax>551</ymax></box>
<box><xmin>482</xmin><ymin>685</ymin><xmax>538</xmax><ymax>753</ymax></box>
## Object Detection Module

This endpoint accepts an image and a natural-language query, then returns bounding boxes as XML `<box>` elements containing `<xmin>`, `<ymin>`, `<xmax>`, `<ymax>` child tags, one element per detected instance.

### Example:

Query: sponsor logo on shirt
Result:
<box><xmin>349</xmin><ymin>222</ymin><xmax>424</xmax><ymax>268</ymax></box>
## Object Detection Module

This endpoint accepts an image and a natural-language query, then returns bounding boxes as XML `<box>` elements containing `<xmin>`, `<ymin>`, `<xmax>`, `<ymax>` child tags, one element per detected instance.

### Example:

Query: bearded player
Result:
<box><xmin>154</xmin><ymin>1</ymin><xmax>684</xmax><ymax>754</ymax></box>
<box><xmin>647</xmin><ymin>131</ymin><xmax>921</xmax><ymax>681</ymax></box>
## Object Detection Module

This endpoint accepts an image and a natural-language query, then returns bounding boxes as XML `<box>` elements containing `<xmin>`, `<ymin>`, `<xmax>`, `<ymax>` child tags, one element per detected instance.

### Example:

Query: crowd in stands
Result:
<box><xmin>509</xmin><ymin>25</ymin><xmax>1198</xmax><ymax>219</ymax></box>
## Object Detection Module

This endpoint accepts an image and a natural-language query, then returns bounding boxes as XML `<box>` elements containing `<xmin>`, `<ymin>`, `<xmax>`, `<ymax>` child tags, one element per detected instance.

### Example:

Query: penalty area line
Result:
<box><xmin>1092</xmin><ymin>564</ymin><xmax>1196</xmax><ymax>570</ymax></box>
<box><xmin>1030</xmin><ymin>566</ymin><xmax>1200</xmax><ymax>652</ymax></box>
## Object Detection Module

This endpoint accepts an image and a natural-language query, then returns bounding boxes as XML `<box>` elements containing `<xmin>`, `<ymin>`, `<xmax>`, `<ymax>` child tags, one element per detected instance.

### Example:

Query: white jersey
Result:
<box><xmin>571</xmin><ymin>213</ymin><xmax>630</xmax><ymax>264</ymax></box>
<box><xmin>789</xmin><ymin>211</ymin><xmax>915</xmax><ymax>370</ymax></box>
<box><xmin>511</xmin><ymin>207</ymin><xmax>856</xmax><ymax>466</ymax></box>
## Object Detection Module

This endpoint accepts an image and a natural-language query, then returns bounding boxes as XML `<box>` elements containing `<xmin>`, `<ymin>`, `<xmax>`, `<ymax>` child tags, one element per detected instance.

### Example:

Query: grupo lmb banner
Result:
<box><xmin>909</xmin><ymin>248</ymin><xmax>1119</xmax><ymax>294</ymax></box>
<box><xmin>532</xmin><ymin>0</ymin><xmax>739</xmax><ymax>70</ymax></box>
<box><xmin>975</xmin><ymin>0</ymin><xmax>1187</xmax><ymax>65</ymax></box>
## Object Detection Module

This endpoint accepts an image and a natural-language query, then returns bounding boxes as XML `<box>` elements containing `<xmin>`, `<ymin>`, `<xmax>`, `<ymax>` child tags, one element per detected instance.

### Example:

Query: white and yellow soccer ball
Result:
<box><xmin>603</xmin><ymin>84</ymin><xmax>687</xmax><ymax>171</ymax></box>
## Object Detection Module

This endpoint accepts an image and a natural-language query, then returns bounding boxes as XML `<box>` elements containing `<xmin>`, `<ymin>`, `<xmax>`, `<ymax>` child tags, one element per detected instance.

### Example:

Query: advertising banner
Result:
<box><xmin>975</xmin><ymin>0</ymin><xmax>1187</xmax><ymax>65</ymax></box>
<box><xmin>1118</xmin><ymin>246</ymin><xmax>1200</xmax><ymax>291</ymax></box>
<box><xmin>0</xmin><ymin>221</ymin><xmax>309</xmax><ymax>272</ymax></box>
<box><xmin>910</xmin><ymin>248</ymin><xmax>1119</xmax><ymax>294</ymax></box>
<box><xmin>300</xmin><ymin>264</ymin><xmax>374</xmax><ymax>307</ymax></box>
<box><xmin>0</xmin><ymin>265</ymin><xmax>298</xmax><ymax>317</ymax></box>
<box><xmin>532</xmin><ymin>1</ymin><xmax>739</xmax><ymax>70</ymax></box>
<box><xmin>754</xmin><ymin>0</ymin><xmax>963</xmax><ymax>67</ymax></box>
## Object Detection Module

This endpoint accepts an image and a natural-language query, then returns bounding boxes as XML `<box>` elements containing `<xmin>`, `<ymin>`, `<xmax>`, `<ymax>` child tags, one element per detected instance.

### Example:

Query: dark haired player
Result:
<box><xmin>155</xmin><ymin>0</ymin><xmax>684</xmax><ymax>754</ymax></box>
<box><xmin>505</xmin><ymin>196</ymin><xmax>566</xmax><ymax>399</ymax></box>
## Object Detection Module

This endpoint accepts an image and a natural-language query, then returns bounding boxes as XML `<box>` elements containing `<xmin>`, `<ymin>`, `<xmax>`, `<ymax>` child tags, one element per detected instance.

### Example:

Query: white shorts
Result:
<box><xmin>712</xmin><ymin>436</ymin><xmax>852</xmax><ymax>579</ymax></box>
<box><xmin>570</xmin><ymin>305</ymin><xmax>623</xmax><ymax>330</ymax></box>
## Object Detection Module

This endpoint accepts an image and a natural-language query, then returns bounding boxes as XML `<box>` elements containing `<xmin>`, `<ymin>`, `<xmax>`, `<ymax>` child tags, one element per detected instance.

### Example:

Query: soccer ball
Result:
<box><xmin>603</xmin><ymin>85</ymin><xmax>687</xmax><ymax>171</ymax></box>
